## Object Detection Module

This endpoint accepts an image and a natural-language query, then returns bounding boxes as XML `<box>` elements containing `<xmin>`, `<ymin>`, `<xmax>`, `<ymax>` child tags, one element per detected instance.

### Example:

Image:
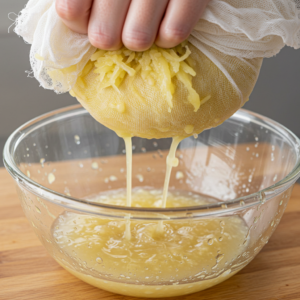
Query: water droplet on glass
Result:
<box><xmin>109</xmin><ymin>175</ymin><xmax>117</xmax><ymax>181</ymax></box>
<box><xmin>240</xmin><ymin>200</ymin><xmax>245</xmax><ymax>206</ymax></box>
<box><xmin>216</xmin><ymin>254</ymin><xmax>224</xmax><ymax>263</ymax></box>
<box><xmin>96</xmin><ymin>257</ymin><xmax>103</xmax><ymax>263</ymax></box>
<box><xmin>26</xmin><ymin>170</ymin><xmax>31</xmax><ymax>178</ymax></box>
<box><xmin>91</xmin><ymin>162</ymin><xmax>99</xmax><ymax>170</ymax></box>
<box><xmin>221</xmin><ymin>204</ymin><xmax>228</xmax><ymax>209</ymax></box>
<box><xmin>141</xmin><ymin>147</ymin><xmax>146</xmax><ymax>153</ymax></box>
<box><xmin>157</xmin><ymin>150</ymin><xmax>163</xmax><ymax>158</ymax></box>
<box><xmin>207</xmin><ymin>239</ymin><xmax>213</xmax><ymax>245</ymax></box>
<box><xmin>48</xmin><ymin>173</ymin><xmax>55</xmax><ymax>184</ymax></box>
<box><xmin>153</xmin><ymin>142</ymin><xmax>158</xmax><ymax>147</ymax></box>
<box><xmin>40</xmin><ymin>158</ymin><xmax>45</xmax><ymax>167</ymax></box>
<box><xmin>35</xmin><ymin>206</ymin><xmax>41</xmax><ymax>214</ymax></box>
<box><xmin>279</xmin><ymin>200</ymin><xmax>283</xmax><ymax>206</ymax></box>
<box><xmin>74</xmin><ymin>135</ymin><xmax>80</xmax><ymax>145</ymax></box>
<box><xmin>176</xmin><ymin>171</ymin><xmax>184</xmax><ymax>179</ymax></box>
<box><xmin>219</xmin><ymin>237</ymin><xmax>223</xmax><ymax>242</ymax></box>
<box><xmin>136</xmin><ymin>174</ymin><xmax>144</xmax><ymax>182</ymax></box>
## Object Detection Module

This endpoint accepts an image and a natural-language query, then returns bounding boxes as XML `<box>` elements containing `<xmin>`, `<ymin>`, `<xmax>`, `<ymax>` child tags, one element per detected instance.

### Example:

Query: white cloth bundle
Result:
<box><xmin>15</xmin><ymin>0</ymin><xmax>300</xmax><ymax>97</ymax></box>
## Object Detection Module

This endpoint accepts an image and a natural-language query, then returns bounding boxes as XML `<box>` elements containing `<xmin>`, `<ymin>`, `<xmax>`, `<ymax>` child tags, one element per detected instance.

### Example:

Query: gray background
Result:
<box><xmin>1</xmin><ymin>1</ymin><xmax>300</xmax><ymax>167</ymax></box>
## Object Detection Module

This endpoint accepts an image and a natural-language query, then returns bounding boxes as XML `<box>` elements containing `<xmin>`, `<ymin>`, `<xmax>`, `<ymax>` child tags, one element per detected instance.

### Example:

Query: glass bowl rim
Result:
<box><xmin>3</xmin><ymin>104</ymin><xmax>300</xmax><ymax>217</ymax></box>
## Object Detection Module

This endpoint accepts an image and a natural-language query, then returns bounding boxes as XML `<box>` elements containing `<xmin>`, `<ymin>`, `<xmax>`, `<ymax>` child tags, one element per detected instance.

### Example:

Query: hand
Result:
<box><xmin>56</xmin><ymin>0</ymin><xmax>210</xmax><ymax>51</ymax></box>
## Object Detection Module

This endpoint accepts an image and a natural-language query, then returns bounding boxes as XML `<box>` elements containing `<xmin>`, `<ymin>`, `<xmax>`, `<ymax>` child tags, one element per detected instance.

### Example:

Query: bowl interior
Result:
<box><xmin>4</xmin><ymin>106</ymin><xmax>300</xmax><ymax>206</ymax></box>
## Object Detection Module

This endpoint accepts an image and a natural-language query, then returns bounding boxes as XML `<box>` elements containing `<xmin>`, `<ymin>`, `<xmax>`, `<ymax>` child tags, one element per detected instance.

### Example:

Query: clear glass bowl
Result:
<box><xmin>3</xmin><ymin>105</ymin><xmax>300</xmax><ymax>298</ymax></box>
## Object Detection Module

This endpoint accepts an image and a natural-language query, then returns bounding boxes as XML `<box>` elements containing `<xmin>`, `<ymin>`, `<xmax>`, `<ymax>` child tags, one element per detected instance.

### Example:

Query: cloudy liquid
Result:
<box><xmin>53</xmin><ymin>188</ymin><xmax>248</xmax><ymax>298</ymax></box>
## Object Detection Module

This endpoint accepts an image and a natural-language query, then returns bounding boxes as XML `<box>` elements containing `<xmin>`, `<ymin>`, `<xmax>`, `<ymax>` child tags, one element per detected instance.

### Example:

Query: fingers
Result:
<box><xmin>57</xmin><ymin>0</ymin><xmax>210</xmax><ymax>51</ymax></box>
<box><xmin>122</xmin><ymin>0</ymin><xmax>169</xmax><ymax>51</ymax></box>
<box><xmin>156</xmin><ymin>0</ymin><xmax>210</xmax><ymax>48</ymax></box>
<box><xmin>88</xmin><ymin>0</ymin><xmax>131</xmax><ymax>50</ymax></box>
<box><xmin>56</xmin><ymin>0</ymin><xmax>93</xmax><ymax>34</ymax></box>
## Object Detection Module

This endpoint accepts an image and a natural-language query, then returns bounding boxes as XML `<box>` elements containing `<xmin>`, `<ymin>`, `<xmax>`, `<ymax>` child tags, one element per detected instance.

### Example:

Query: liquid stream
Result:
<box><xmin>52</xmin><ymin>136</ymin><xmax>248</xmax><ymax>297</ymax></box>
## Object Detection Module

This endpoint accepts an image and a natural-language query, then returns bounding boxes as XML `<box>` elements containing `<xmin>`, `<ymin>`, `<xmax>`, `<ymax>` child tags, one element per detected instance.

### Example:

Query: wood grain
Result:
<box><xmin>0</xmin><ymin>167</ymin><xmax>300</xmax><ymax>300</ymax></box>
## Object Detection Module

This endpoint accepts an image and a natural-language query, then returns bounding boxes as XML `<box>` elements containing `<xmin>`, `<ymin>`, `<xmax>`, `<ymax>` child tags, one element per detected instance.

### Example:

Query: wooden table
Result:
<box><xmin>0</xmin><ymin>167</ymin><xmax>300</xmax><ymax>300</ymax></box>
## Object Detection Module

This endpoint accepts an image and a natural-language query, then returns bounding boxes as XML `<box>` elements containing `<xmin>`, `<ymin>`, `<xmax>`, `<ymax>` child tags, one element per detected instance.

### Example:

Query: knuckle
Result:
<box><xmin>123</xmin><ymin>29</ymin><xmax>153</xmax><ymax>51</ymax></box>
<box><xmin>162</xmin><ymin>27</ymin><xmax>190</xmax><ymax>44</ymax></box>
<box><xmin>56</xmin><ymin>0</ymin><xmax>82</xmax><ymax>21</ymax></box>
<box><xmin>89</xmin><ymin>30</ymin><xmax>118</xmax><ymax>50</ymax></box>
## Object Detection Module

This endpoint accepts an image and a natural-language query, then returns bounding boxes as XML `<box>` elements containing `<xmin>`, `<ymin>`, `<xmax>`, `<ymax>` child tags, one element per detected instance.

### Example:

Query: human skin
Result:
<box><xmin>56</xmin><ymin>0</ymin><xmax>210</xmax><ymax>51</ymax></box>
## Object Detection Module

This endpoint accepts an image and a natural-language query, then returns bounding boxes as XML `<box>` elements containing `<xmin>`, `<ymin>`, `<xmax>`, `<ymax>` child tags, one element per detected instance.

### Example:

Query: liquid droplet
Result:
<box><xmin>48</xmin><ymin>173</ymin><xmax>56</xmax><ymax>184</ymax></box>
<box><xmin>91</xmin><ymin>162</ymin><xmax>99</xmax><ymax>170</ymax></box>
<box><xmin>40</xmin><ymin>158</ymin><xmax>45</xmax><ymax>167</ymax></box>
<box><xmin>176</xmin><ymin>171</ymin><xmax>184</xmax><ymax>179</ymax></box>
<box><xmin>109</xmin><ymin>175</ymin><xmax>117</xmax><ymax>182</ymax></box>
<box><xmin>96</xmin><ymin>257</ymin><xmax>103</xmax><ymax>263</ymax></box>
<box><xmin>74</xmin><ymin>135</ymin><xmax>80</xmax><ymax>145</ymax></box>
<box><xmin>216</xmin><ymin>254</ymin><xmax>224</xmax><ymax>263</ymax></box>
<box><xmin>136</xmin><ymin>174</ymin><xmax>144</xmax><ymax>182</ymax></box>
<box><xmin>35</xmin><ymin>206</ymin><xmax>41</xmax><ymax>214</ymax></box>
<box><xmin>157</xmin><ymin>150</ymin><xmax>163</xmax><ymax>158</ymax></box>
<box><xmin>184</xmin><ymin>125</ymin><xmax>194</xmax><ymax>134</ymax></box>
<box><xmin>207</xmin><ymin>239</ymin><xmax>213</xmax><ymax>245</ymax></box>
<box><xmin>240</xmin><ymin>200</ymin><xmax>245</xmax><ymax>206</ymax></box>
